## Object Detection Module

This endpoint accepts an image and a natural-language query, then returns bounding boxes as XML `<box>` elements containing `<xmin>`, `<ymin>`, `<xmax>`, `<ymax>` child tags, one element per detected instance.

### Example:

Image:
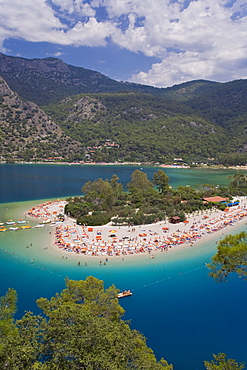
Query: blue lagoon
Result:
<box><xmin>1</xmin><ymin>164</ymin><xmax>247</xmax><ymax>369</ymax></box>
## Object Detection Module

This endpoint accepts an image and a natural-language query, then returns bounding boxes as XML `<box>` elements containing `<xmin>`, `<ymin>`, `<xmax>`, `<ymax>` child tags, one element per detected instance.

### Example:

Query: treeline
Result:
<box><xmin>64</xmin><ymin>170</ymin><xmax>246</xmax><ymax>226</ymax></box>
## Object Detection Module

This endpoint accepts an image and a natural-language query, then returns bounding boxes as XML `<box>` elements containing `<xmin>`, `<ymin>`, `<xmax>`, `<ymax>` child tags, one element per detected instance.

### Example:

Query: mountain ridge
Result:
<box><xmin>1</xmin><ymin>52</ymin><xmax>247</xmax><ymax>165</ymax></box>
<box><xmin>0</xmin><ymin>52</ymin><xmax>164</xmax><ymax>106</ymax></box>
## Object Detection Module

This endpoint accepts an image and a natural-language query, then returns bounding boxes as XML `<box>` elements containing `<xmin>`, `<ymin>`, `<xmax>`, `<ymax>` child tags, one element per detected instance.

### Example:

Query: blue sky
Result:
<box><xmin>1</xmin><ymin>0</ymin><xmax>247</xmax><ymax>87</ymax></box>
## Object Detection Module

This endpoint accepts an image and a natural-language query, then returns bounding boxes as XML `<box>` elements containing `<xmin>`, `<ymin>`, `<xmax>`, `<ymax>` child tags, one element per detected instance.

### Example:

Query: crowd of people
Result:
<box><xmin>25</xmin><ymin>198</ymin><xmax>247</xmax><ymax>257</ymax></box>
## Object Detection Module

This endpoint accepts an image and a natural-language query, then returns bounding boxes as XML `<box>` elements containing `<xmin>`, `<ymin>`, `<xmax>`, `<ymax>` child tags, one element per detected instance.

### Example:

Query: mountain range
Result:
<box><xmin>1</xmin><ymin>52</ymin><xmax>247</xmax><ymax>165</ymax></box>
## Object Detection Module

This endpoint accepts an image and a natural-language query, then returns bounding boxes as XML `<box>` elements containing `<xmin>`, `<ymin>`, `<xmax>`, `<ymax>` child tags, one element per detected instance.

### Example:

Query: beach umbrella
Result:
<box><xmin>109</xmin><ymin>230</ymin><xmax>117</xmax><ymax>233</ymax></box>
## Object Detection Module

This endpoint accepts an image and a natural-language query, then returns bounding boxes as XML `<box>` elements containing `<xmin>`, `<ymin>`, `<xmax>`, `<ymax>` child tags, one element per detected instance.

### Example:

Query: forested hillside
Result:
<box><xmin>0</xmin><ymin>53</ymin><xmax>163</xmax><ymax>107</ymax></box>
<box><xmin>46</xmin><ymin>92</ymin><xmax>226</xmax><ymax>163</ymax></box>
<box><xmin>1</xmin><ymin>52</ymin><xmax>247</xmax><ymax>165</ymax></box>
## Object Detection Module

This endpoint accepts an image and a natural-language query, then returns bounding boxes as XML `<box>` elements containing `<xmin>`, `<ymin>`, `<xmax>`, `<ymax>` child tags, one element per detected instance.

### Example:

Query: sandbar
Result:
<box><xmin>25</xmin><ymin>197</ymin><xmax>247</xmax><ymax>260</ymax></box>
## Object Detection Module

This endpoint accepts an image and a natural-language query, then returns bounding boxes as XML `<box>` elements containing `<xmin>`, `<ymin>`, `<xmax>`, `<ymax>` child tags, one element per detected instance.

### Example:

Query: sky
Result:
<box><xmin>0</xmin><ymin>0</ymin><xmax>247</xmax><ymax>88</ymax></box>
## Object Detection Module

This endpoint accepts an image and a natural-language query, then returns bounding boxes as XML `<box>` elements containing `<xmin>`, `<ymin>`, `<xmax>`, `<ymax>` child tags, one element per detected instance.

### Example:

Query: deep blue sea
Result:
<box><xmin>0</xmin><ymin>164</ymin><xmax>247</xmax><ymax>369</ymax></box>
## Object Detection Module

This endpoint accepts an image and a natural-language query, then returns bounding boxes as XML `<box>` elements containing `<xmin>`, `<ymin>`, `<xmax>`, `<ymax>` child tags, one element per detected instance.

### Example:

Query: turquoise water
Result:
<box><xmin>1</xmin><ymin>164</ymin><xmax>247</xmax><ymax>369</ymax></box>
<box><xmin>0</xmin><ymin>163</ymin><xmax>244</xmax><ymax>202</ymax></box>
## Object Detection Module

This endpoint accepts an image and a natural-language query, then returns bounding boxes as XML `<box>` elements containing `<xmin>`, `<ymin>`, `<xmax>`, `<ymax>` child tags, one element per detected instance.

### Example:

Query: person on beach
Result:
<box><xmin>26</xmin><ymin>197</ymin><xmax>247</xmax><ymax>258</ymax></box>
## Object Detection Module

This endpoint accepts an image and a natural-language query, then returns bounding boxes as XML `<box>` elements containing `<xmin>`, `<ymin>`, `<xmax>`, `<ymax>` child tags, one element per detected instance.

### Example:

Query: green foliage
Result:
<box><xmin>0</xmin><ymin>53</ymin><xmax>164</xmax><ymax>107</ymax></box>
<box><xmin>47</xmin><ymin>91</ymin><xmax>227</xmax><ymax>163</ymax></box>
<box><xmin>65</xmin><ymin>201</ymin><xmax>92</xmax><ymax>218</ymax></box>
<box><xmin>228</xmin><ymin>173</ymin><xmax>247</xmax><ymax>195</ymax></box>
<box><xmin>153</xmin><ymin>170</ymin><xmax>170</xmax><ymax>194</ymax></box>
<box><xmin>127</xmin><ymin>169</ymin><xmax>153</xmax><ymax>191</ymax></box>
<box><xmin>65</xmin><ymin>169</ymin><xmax>242</xmax><ymax>226</ymax></box>
<box><xmin>173</xmin><ymin>186</ymin><xmax>199</xmax><ymax>200</ymax></box>
<box><xmin>2</xmin><ymin>55</ymin><xmax>247</xmax><ymax>163</ymax></box>
<box><xmin>204</xmin><ymin>353</ymin><xmax>245</xmax><ymax>370</ymax></box>
<box><xmin>207</xmin><ymin>232</ymin><xmax>247</xmax><ymax>282</ymax></box>
<box><xmin>77</xmin><ymin>212</ymin><xmax>111</xmax><ymax>226</ymax></box>
<box><xmin>0</xmin><ymin>277</ymin><xmax>173</xmax><ymax>369</ymax></box>
<box><xmin>0</xmin><ymin>288</ymin><xmax>18</xmax><ymax>352</ymax></box>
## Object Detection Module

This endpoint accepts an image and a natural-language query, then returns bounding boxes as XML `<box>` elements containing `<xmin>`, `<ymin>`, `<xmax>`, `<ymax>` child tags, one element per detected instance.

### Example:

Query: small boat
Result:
<box><xmin>117</xmin><ymin>290</ymin><xmax>132</xmax><ymax>299</ymax></box>
<box><xmin>6</xmin><ymin>220</ymin><xmax>15</xmax><ymax>225</ymax></box>
<box><xmin>42</xmin><ymin>219</ymin><xmax>51</xmax><ymax>224</ymax></box>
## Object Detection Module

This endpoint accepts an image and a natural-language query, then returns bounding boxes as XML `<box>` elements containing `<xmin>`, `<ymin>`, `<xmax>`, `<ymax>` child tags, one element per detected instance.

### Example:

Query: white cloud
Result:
<box><xmin>0</xmin><ymin>0</ymin><xmax>247</xmax><ymax>86</ymax></box>
<box><xmin>90</xmin><ymin>0</ymin><xmax>247</xmax><ymax>86</ymax></box>
<box><xmin>0</xmin><ymin>0</ymin><xmax>116</xmax><ymax>48</ymax></box>
<box><xmin>51</xmin><ymin>0</ymin><xmax>96</xmax><ymax>16</ymax></box>
<box><xmin>49</xmin><ymin>51</ymin><xmax>64</xmax><ymax>57</ymax></box>
<box><xmin>65</xmin><ymin>18</ymin><xmax>116</xmax><ymax>47</ymax></box>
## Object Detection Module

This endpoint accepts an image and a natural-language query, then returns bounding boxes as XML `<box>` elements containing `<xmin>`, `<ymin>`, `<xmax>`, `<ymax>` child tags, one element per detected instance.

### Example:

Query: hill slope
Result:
<box><xmin>1</xmin><ymin>53</ymin><xmax>247</xmax><ymax>165</ymax></box>
<box><xmin>46</xmin><ymin>92</ymin><xmax>227</xmax><ymax>163</ymax></box>
<box><xmin>0</xmin><ymin>53</ymin><xmax>164</xmax><ymax>107</ymax></box>
<box><xmin>0</xmin><ymin>77</ymin><xmax>83</xmax><ymax>161</ymax></box>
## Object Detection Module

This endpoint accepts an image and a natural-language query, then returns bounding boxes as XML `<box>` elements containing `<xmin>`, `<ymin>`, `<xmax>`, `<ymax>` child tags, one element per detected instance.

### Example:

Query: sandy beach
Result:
<box><xmin>24</xmin><ymin>197</ymin><xmax>247</xmax><ymax>260</ymax></box>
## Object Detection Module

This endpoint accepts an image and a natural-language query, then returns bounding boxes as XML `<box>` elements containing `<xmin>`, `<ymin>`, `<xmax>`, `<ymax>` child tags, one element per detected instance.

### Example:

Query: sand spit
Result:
<box><xmin>25</xmin><ymin>197</ymin><xmax>247</xmax><ymax>258</ymax></box>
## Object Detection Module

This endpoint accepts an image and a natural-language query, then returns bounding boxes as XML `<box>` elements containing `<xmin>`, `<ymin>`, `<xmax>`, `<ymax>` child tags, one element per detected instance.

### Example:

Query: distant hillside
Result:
<box><xmin>0</xmin><ymin>53</ymin><xmax>164</xmax><ymax>106</ymax></box>
<box><xmin>165</xmin><ymin>79</ymin><xmax>247</xmax><ymax>124</ymax></box>
<box><xmin>164</xmin><ymin>79</ymin><xmax>247</xmax><ymax>156</ymax></box>
<box><xmin>0</xmin><ymin>77</ymin><xmax>83</xmax><ymax>161</ymax></box>
<box><xmin>46</xmin><ymin>92</ymin><xmax>227</xmax><ymax>163</ymax></box>
<box><xmin>1</xmin><ymin>52</ymin><xmax>247</xmax><ymax>165</ymax></box>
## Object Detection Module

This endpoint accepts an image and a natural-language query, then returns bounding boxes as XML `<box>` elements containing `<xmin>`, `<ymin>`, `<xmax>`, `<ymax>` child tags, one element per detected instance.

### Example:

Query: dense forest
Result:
<box><xmin>1</xmin><ymin>53</ymin><xmax>247</xmax><ymax>165</ymax></box>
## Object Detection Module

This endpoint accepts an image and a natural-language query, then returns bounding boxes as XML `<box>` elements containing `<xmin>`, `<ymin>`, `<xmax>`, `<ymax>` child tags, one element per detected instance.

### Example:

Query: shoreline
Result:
<box><xmin>1</xmin><ymin>197</ymin><xmax>247</xmax><ymax>271</ymax></box>
<box><xmin>25</xmin><ymin>197</ymin><xmax>247</xmax><ymax>261</ymax></box>
<box><xmin>2</xmin><ymin>161</ymin><xmax>247</xmax><ymax>171</ymax></box>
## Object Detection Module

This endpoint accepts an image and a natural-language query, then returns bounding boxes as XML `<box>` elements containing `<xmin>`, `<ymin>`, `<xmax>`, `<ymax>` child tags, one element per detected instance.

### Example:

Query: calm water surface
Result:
<box><xmin>0</xmin><ymin>164</ymin><xmax>247</xmax><ymax>369</ymax></box>
<box><xmin>0</xmin><ymin>163</ymin><xmax>244</xmax><ymax>202</ymax></box>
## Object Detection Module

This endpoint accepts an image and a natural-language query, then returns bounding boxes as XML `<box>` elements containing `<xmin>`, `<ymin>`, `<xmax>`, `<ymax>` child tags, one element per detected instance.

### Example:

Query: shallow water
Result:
<box><xmin>1</xmin><ymin>164</ymin><xmax>247</xmax><ymax>369</ymax></box>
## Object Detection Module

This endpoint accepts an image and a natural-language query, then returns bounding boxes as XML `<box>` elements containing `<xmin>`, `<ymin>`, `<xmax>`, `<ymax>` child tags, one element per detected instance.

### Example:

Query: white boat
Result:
<box><xmin>117</xmin><ymin>290</ymin><xmax>132</xmax><ymax>299</ymax></box>
<box><xmin>42</xmin><ymin>219</ymin><xmax>51</xmax><ymax>224</ymax></box>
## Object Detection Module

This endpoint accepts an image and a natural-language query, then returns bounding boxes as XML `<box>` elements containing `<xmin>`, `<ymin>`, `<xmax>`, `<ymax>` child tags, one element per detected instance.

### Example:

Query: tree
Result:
<box><xmin>81</xmin><ymin>178</ymin><xmax>114</xmax><ymax>208</ymax></box>
<box><xmin>228</xmin><ymin>173</ymin><xmax>247</xmax><ymax>189</ymax></box>
<box><xmin>0</xmin><ymin>289</ymin><xmax>45</xmax><ymax>369</ymax></box>
<box><xmin>0</xmin><ymin>277</ymin><xmax>173</xmax><ymax>370</ymax></box>
<box><xmin>127</xmin><ymin>169</ymin><xmax>152</xmax><ymax>192</ymax></box>
<box><xmin>174</xmin><ymin>185</ymin><xmax>198</xmax><ymax>200</ymax></box>
<box><xmin>207</xmin><ymin>232</ymin><xmax>247</xmax><ymax>282</ymax></box>
<box><xmin>204</xmin><ymin>353</ymin><xmax>245</xmax><ymax>370</ymax></box>
<box><xmin>153</xmin><ymin>170</ymin><xmax>170</xmax><ymax>194</ymax></box>
<box><xmin>110</xmin><ymin>174</ymin><xmax>123</xmax><ymax>196</ymax></box>
<box><xmin>0</xmin><ymin>288</ymin><xmax>18</xmax><ymax>352</ymax></box>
